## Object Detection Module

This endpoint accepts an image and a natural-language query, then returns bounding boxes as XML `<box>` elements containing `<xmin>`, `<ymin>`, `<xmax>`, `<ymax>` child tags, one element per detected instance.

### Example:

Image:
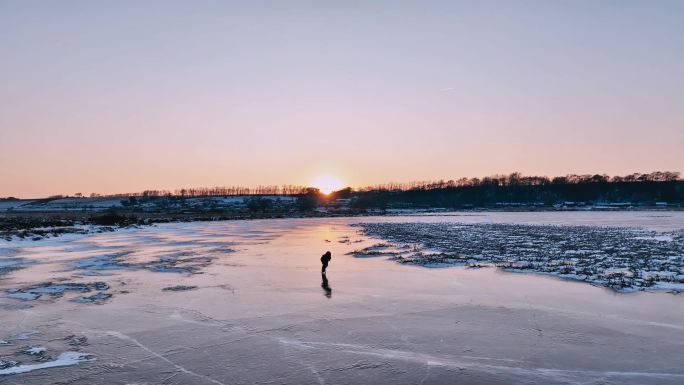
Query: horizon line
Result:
<box><xmin>3</xmin><ymin>170</ymin><xmax>681</xmax><ymax>200</ymax></box>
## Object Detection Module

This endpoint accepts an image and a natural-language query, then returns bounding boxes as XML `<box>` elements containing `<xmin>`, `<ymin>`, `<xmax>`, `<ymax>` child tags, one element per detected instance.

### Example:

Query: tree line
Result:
<box><xmin>348</xmin><ymin>171</ymin><xmax>683</xmax><ymax>209</ymax></box>
<box><xmin>356</xmin><ymin>171</ymin><xmax>681</xmax><ymax>192</ymax></box>
<box><xmin>94</xmin><ymin>184</ymin><xmax>312</xmax><ymax>198</ymax></box>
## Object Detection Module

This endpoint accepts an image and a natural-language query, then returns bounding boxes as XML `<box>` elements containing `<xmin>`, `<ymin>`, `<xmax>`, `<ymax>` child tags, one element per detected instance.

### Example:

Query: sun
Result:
<box><xmin>310</xmin><ymin>175</ymin><xmax>344</xmax><ymax>195</ymax></box>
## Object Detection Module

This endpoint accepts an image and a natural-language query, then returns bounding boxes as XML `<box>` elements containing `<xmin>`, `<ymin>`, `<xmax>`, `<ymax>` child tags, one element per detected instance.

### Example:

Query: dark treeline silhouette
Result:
<box><xmin>356</xmin><ymin>171</ymin><xmax>681</xmax><ymax>192</ymax></box>
<box><xmin>97</xmin><ymin>184</ymin><xmax>311</xmax><ymax>198</ymax></box>
<box><xmin>349</xmin><ymin>171</ymin><xmax>683</xmax><ymax>209</ymax></box>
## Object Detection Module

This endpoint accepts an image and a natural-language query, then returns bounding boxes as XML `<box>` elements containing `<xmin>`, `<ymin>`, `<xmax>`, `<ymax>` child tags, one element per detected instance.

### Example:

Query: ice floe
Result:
<box><xmin>72</xmin><ymin>292</ymin><xmax>112</xmax><ymax>304</ymax></box>
<box><xmin>5</xmin><ymin>282</ymin><xmax>110</xmax><ymax>302</ymax></box>
<box><xmin>0</xmin><ymin>351</ymin><xmax>94</xmax><ymax>375</ymax></box>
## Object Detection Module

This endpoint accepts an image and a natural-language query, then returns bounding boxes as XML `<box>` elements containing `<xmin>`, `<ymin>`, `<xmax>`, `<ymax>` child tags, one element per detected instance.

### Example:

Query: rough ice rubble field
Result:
<box><xmin>354</xmin><ymin>222</ymin><xmax>684</xmax><ymax>292</ymax></box>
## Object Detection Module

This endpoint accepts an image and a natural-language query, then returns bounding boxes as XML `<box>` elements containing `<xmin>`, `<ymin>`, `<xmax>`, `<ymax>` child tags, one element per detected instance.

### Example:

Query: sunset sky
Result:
<box><xmin>1</xmin><ymin>1</ymin><xmax>683</xmax><ymax>198</ymax></box>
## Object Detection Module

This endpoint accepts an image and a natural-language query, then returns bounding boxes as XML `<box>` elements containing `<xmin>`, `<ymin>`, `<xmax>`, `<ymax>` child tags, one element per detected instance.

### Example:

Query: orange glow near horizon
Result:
<box><xmin>310</xmin><ymin>175</ymin><xmax>344</xmax><ymax>195</ymax></box>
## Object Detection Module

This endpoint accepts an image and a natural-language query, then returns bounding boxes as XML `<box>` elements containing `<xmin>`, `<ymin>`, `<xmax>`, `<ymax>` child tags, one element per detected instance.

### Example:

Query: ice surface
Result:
<box><xmin>0</xmin><ymin>212</ymin><xmax>683</xmax><ymax>384</ymax></box>
<box><xmin>71</xmin><ymin>251</ymin><xmax>217</xmax><ymax>274</ymax></box>
<box><xmin>7</xmin><ymin>331</ymin><xmax>40</xmax><ymax>341</ymax></box>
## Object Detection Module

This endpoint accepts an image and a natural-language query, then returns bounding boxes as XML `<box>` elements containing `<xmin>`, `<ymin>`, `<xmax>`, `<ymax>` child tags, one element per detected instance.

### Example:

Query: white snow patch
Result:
<box><xmin>22</xmin><ymin>346</ymin><xmax>46</xmax><ymax>355</ymax></box>
<box><xmin>0</xmin><ymin>352</ymin><xmax>94</xmax><ymax>375</ymax></box>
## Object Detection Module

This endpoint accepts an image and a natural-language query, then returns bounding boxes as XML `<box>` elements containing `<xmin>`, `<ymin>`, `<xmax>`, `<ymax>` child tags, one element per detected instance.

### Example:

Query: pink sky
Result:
<box><xmin>1</xmin><ymin>1</ymin><xmax>682</xmax><ymax>198</ymax></box>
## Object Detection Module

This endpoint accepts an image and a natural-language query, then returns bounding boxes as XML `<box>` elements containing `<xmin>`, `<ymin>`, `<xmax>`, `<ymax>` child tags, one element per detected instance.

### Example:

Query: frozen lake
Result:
<box><xmin>1</xmin><ymin>211</ymin><xmax>683</xmax><ymax>384</ymax></box>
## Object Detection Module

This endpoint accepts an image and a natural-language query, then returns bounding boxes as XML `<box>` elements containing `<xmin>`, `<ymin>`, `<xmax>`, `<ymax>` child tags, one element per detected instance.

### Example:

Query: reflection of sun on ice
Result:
<box><xmin>311</xmin><ymin>175</ymin><xmax>344</xmax><ymax>195</ymax></box>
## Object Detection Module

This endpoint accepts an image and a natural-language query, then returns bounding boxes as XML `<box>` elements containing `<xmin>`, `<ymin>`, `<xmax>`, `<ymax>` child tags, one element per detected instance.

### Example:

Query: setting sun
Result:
<box><xmin>310</xmin><ymin>175</ymin><xmax>344</xmax><ymax>195</ymax></box>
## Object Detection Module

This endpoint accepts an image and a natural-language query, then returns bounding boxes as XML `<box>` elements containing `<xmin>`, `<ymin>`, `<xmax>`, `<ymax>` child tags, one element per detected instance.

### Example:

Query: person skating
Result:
<box><xmin>320</xmin><ymin>251</ymin><xmax>332</xmax><ymax>273</ymax></box>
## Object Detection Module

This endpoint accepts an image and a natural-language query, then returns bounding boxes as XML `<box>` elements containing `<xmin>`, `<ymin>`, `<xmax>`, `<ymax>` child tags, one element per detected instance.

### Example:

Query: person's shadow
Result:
<box><xmin>321</xmin><ymin>273</ymin><xmax>332</xmax><ymax>298</ymax></box>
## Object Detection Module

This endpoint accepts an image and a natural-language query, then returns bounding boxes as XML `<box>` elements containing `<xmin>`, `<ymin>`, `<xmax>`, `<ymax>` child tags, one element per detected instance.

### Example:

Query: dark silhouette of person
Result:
<box><xmin>321</xmin><ymin>273</ymin><xmax>332</xmax><ymax>298</ymax></box>
<box><xmin>320</xmin><ymin>251</ymin><xmax>332</xmax><ymax>273</ymax></box>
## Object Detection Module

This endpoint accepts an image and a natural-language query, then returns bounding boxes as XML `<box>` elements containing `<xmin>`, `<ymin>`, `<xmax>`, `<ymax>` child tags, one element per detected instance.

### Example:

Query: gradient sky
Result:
<box><xmin>1</xmin><ymin>1</ymin><xmax>683</xmax><ymax>198</ymax></box>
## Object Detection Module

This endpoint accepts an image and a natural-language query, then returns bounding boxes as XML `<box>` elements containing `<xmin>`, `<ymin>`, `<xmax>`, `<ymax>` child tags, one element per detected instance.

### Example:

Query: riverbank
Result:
<box><xmin>3</xmin><ymin>207</ymin><xmax>683</xmax><ymax>242</ymax></box>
